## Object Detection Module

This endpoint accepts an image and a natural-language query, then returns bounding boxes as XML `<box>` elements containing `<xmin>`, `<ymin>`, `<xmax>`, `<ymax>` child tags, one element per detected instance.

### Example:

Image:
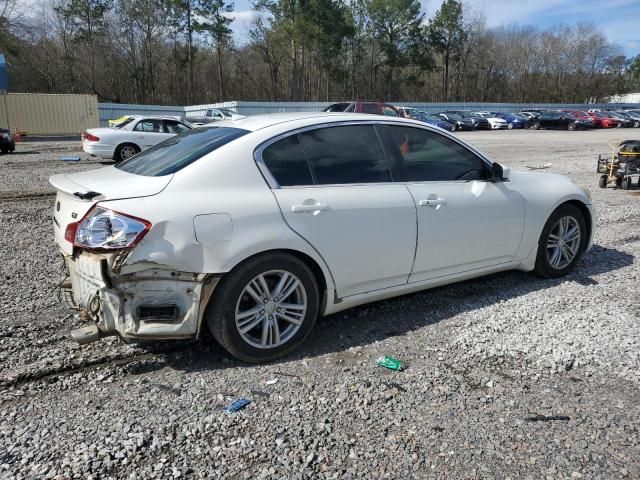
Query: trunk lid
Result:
<box><xmin>50</xmin><ymin>166</ymin><xmax>172</xmax><ymax>254</ymax></box>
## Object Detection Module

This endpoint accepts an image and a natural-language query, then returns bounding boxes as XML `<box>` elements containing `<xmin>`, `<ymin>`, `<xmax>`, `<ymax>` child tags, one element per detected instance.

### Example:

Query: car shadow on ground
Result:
<box><xmin>142</xmin><ymin>244</ymin><xmax>634</xmax><ymax>374</ymax></box>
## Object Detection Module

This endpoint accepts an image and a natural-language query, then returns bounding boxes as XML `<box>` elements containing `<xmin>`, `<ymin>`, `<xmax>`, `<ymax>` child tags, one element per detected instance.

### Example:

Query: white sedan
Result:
<box><xmin>476</xmin><ymin>112</ymin><xmax>508</xmax><ymax>129</ymax></box>
<box><xmin>51</xmin><ymin>113</ymin><xmax>594</xmax><ymax>362</ymax></box>
<box><xmin>82</xmin><ymin>115</ymin><xmax>192</xmax><ymax>162</ymax></box>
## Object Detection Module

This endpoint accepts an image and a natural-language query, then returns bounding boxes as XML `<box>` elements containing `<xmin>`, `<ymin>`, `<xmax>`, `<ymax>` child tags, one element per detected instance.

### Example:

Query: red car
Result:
<box><xmin>564</xmin><ymin>110</ymin><xmax>600</xmax><ymax>128</ymax></box>
<box><xmin>585</xmin><ymin>111</ymin><xmax>619</xmax><ymax>128</ymax></box>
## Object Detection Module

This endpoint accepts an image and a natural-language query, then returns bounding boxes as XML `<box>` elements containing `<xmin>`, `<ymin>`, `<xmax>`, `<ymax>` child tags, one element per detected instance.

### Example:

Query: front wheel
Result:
<box><xmin>534</xmin><ymin>204</ymin><xmax>586</xmax><ymax>278</ymax></box>
<box><xmin>206</xmin><ymin>253</ymin><xmax>319</xmax><ymax>362</ymax></box>
<box><xmin>507</xmin><ymin>122</ymin><xmax>514</xmax><ymax>130</ymax></box>
<box><xmin>568</xmin><ymin>123</ymin><xmax>576</xmax><ymax>131</ymax></box>
<box><xmin>533</xmin><ymin>122</ymin><xmax>541</xmax><ymax>130</ymax></box>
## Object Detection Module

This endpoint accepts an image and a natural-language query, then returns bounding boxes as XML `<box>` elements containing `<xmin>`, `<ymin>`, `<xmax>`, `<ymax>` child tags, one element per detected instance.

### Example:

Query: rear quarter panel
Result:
<box><xmin>100</xmin><ymin>127</ymin><xmax>336</xmax><ymax>292</ymax></box>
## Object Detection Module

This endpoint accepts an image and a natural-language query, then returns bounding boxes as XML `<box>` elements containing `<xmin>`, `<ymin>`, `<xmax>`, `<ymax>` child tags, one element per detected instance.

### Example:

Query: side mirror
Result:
<box><xmin>491</xmin><ymin>163</ymin><xmax>510</xmax><ymax>182</ymax></box>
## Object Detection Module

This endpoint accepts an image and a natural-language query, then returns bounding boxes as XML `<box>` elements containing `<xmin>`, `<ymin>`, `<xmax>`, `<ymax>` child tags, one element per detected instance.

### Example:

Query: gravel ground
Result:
<box><xmin>0</xmin><ymin>129</ymin><xmax>638</xmax><ymax>479</ymax></box>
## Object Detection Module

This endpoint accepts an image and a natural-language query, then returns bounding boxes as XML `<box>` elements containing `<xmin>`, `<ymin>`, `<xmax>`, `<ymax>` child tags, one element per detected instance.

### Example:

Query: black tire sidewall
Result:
<box><xmin>534</xmin><ymin>204</ymin><xmax>587</xmax><ymax>278</ymax></box>
<box><xmin>207</xmin><ymin>253</ymin><xmax>319</xmax><ymax>362</ymax></box>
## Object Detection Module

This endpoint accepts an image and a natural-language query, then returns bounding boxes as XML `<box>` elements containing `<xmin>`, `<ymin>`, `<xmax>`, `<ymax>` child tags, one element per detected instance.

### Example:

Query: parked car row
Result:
<box><xmin>87</xmin><ymin>104</ymin><xmax>640</xmax><ymax>163</ymax></box>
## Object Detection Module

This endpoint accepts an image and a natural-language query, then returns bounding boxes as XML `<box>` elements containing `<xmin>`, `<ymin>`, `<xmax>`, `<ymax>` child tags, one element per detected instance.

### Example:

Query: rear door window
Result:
<box><xmin>134</xmin><ymin>119</ymin><xmax>164</xmax><ymax>133</ymax></box>
<box><xmin>262</xmin><ymin>135</ymin><xmax>314</xmax><ymax>186</ymax></box>
<box><xmin>383</xmin><ymin>125</ymin><xmax>489</xmax><ymax>182</ymax></box>
<box><xmin>299</xmin><ymin>125</ymin><xmax>391</xmax><ymax>184</ymax></box>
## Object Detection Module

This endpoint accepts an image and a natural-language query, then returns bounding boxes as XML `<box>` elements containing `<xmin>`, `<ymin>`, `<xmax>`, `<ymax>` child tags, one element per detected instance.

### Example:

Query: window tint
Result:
<box><xmin>386</xmin><ymin>126</ymin><xmax>488</xmax><ymax>181</ymax></box>
<box><xmin>362</xmin><ymin>104</ymin><xmax>378</xmax><ymax>114</ymax></box>
<box><xmin>117</xmin><ymin>126</ymin><xmax>248</xmax><ymax>176</ymax></box>
<box><xmin>299</xmin><ymin>125</ymin><xmax>391</xmax><ymax>184</ymax></box>
<box><xmin>262</xmin><ymin>135</ymin><xmax>313</xmax><ymax>186</ymax></box>
<box><xmin>134</xmin><ymin>119</ymin><xmax>163</xmax><ymax>133</ymax></box>
<box><xmin>164</xmin><ymin>120</ymin><xmax>190</xmax><ymax>134</ymax></box>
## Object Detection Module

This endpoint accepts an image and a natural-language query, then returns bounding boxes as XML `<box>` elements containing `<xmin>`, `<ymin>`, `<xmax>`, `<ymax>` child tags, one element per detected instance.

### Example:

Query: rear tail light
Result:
<box><xmin>82</xmin><ymin>133</ymin><xmax>100</xmax><ymax>142</ymax></box>
<box><xmin>73</xmin><ymin>206</ymin><xmax>151</xmax><ymax>250</ymax></box>
<box><xmin>65</xmin><ymin>222</ymin><xmax>78</xmax><ymax>243</ymax></box>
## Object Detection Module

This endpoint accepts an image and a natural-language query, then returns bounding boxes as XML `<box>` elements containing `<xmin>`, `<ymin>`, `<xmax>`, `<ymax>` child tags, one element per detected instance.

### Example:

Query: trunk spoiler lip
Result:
<box><xmin>49</xmin><ymin>173</ymin><xmax>105</xmax><ymax>202</ymax></box>
<box><xmin>49</xmin><ymin>170</ymin><xmax>174</xmax><ymax>203</ymax></box>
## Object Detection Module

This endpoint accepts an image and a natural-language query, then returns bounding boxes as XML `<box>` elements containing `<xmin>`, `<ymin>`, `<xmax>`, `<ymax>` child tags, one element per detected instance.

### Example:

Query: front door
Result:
<box><xmin>379</xmin><ymin>124</ymin><xmax>525</xmax><ymax>282</ymax></box>
<box><xmin>259</xmin><ymin>124</ymin><xmax>417</xmax><ymax>298</ymax></box>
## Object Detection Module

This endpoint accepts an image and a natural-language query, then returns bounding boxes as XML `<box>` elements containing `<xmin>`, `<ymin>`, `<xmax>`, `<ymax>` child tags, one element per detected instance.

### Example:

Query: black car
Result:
<box><xmin>532</xmin><ymin>112</ymin><xmax>591</xmax><ymax>131</ymax></box>
<box><xmin>610</xmin><ymin>111</ymin><xmax>639</xmax><ymax>128</ymax></box>
<box><xmin>435</xmin><ymin>112</ymin><xmax>475</xmax><ymax>131</ymax></box>
<box><xmin>0</xmin><ymin>129</ymin><xmax>15</xmax><ymax>153</ymax></box>
<box><xmin>323</xmin><ymin>102</ymin><xmax>351</xmax><ymax>113</ymax></box>
<box><xmin>445</xmin><ymin>111</ymin><xmax>491</xmax><ymax>130</ymax></box>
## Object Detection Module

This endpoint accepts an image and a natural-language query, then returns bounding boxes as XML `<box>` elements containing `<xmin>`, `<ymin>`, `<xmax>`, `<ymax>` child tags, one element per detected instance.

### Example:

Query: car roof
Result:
<box><xmin>126</xmin><ymin>115</ymin><xmax>184</xmax><ymax>121</ymax></box>
<box><xmin>206</xmin><ymin>112</ymin><xmax>423</xmax><ymax>132</ymax></box>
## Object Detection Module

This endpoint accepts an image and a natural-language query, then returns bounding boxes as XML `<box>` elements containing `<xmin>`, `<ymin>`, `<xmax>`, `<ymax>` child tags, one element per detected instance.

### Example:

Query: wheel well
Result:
<box><xmin>205</xmin><ymin>248</ymin><xmax>329</xmax><ymax>316</ymax></box>
<box><xmin>564</xmin><ymin>200</ymin><xmax>592</xmax><ymax>248</ymax></box>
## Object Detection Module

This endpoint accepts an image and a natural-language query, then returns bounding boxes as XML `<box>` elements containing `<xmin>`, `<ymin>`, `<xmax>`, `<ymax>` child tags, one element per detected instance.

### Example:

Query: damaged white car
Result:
<box><xmin>51</xmin><ymin>113</ymin><xmax>594</xmax><ymax>362</ymax></box>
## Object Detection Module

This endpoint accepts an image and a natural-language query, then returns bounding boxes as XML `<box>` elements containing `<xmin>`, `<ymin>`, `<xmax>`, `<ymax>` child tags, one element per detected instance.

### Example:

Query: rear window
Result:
<box><xmin>116</xmin><ymin>126</ymin><xmax>248</xmax><ymax>176</ymax></box>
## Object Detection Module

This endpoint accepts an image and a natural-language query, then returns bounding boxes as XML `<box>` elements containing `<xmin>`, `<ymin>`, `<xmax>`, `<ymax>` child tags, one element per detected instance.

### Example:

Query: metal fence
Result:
<box><xmin>99</xmin><ymin>100</ymin><xmax>640</xmax><ymax>125</ymax></box>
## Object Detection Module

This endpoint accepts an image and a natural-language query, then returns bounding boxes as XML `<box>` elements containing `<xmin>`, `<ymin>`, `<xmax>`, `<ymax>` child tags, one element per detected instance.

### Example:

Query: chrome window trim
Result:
<box><xmin>253</xmin><ymin>119</ymin><xmax>494</xmax><ymax>189</ymax></box>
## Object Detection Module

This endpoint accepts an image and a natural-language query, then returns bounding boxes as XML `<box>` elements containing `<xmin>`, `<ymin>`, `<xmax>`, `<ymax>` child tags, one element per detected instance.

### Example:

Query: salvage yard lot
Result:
<box><xmin>0</xmin><ymin>129</ymin><xmax>638</xmax><ymax>479</ymax></box>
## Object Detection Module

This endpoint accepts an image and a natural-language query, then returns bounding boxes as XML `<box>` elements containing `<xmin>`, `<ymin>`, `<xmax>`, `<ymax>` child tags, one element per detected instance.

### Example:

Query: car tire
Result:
<box><xmin>534</xmin><ymin>204</ymin><xmax>587</xmax><ymax>278</ymax></box>
<box><xmin>206</xmin><ymin>252</ymin><xmax>320</xmax><ymax>363</ymax></box>
<box><xmin>533</xmin><ymin>122</ymin><xmax>541</xmax><ymax>130</ymax></box>
<box><xmin>451</xmin><ymin>124</ymin><xmax>457</xmax><ymax>132</ymax></box>
<box><xmin>616</xmin><ymin>123</ymin><xmax>623</xmax><ymax>128</ymax></box>
<box><xmin>598</xmin><ymin>175</ymin><xmax>608</xmax><ymax>188</ymax></box>
<box><xmin>568</xmin><ymin>123</ymin><xmax>576</xmax><ymax>131</ymax></box>
<box><xmin>634</xmin><ymin>121</ymin><xmax>640</xmax><ymax>128</ymax></box>
<box><xmin>622</xmin><ymin>177</ymin><xmax>632</xmax><ymax>190</ymax></box>
<box><xmin>507</xmin><ymin>122</ymin><xmax>514</xmax><ymax>130</ymax></box>
<box><xmin>114</xmin><ymin>143</ymin><xmax>140</xmax><ymax>163</ymax></box>
<box><xmin>615</xmin><ymin>176</ymin><xmax>623</xmax><ymax>187</ymax></box>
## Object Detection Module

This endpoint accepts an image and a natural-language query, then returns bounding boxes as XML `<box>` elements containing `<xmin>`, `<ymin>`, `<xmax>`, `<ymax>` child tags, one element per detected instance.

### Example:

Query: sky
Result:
<box><xmin>227</xmin><ymin>0</ymin><xmax>640</xmax><ymax>57</ymax></box>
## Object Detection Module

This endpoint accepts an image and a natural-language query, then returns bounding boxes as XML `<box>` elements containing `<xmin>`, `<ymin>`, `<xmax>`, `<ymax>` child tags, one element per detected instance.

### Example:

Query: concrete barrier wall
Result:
<box><xmin>0</xmin><ymin>93</ymin><xmax>99</xmax><ymax>135</ymax></box>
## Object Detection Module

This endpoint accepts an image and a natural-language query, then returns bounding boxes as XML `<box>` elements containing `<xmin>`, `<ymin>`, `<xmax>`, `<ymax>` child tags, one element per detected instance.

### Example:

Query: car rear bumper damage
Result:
<box><xmin>60</xmin><ymin>251</ymin><xmax>220</xmax><ymax>344</ymax></box>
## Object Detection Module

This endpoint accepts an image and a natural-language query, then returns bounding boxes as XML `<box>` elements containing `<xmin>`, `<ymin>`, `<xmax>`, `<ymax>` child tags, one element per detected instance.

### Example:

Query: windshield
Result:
<box><xmin>218</xmin><ymin>108</ymin><xmax>237</xmax><ymax>117</ymax></box>
<box><xmin>116</xmin><ymin>126</ymin><xmax>249</xmax><ymax>176</ymax></box>
<box><xmin>559</xmin><ymin>112</ymin><xmax>575</xmax><ymax>119</ymax></box>
<box><xmin>444</xmin><ymin>113</ymin><xmax>462</xmax><ymax>121</ymax></box>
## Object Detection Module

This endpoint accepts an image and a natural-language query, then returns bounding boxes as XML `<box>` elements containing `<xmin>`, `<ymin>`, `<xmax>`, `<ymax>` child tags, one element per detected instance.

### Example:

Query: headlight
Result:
<box><xmin>72</xmin><ymin>206</ymin><xmax>151</xmax><ymax>250</ymax></box>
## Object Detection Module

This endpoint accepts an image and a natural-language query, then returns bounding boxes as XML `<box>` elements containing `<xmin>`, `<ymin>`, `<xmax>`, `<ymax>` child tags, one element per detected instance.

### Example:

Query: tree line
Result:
<box><xmin>2</xmin><ymin>0</ymin><xmax>640</xmax><ymax>105</ymax></box>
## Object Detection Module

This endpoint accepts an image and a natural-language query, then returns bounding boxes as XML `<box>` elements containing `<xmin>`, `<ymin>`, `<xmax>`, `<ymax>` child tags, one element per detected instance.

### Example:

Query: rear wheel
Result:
<box><xmin>533</xmin><ymin>122</ymin><xmax>541</xmax><ymax>130</ymax></box>
<box><xmin>534</xmin><ymin>204</ymin><xmax>586</xmax><ymax>278</ymax></box>
<box><xmin>617</xmin><ymin>122</ymin><xmax>623</xmax><ymax>128</ymax></box>
<box><xmin>507</xmin><ymin>122</ymin><xmax>514</xmax><ymax>130</ymax></box>
<box><xmin>634</xmin><ymin>121</ymin><xmax>640</xmax><ymax>128</ymax></box>
<box><xmin>114</xmin><ymin>143</ymin><xmax>140</xmax><ymax>163</ymax></box>
<box><xmin>568</xmin><ymin>123</ymin><xmax>576</xmax><ymax>131</ymax></box>
<box><xmin>598</xmin><ymin>175</ymin><xmax>608</xmax><ymax>188</ymax></box>
<box><xmin>206</xmin><ymin>252</ymin><xmax>320</xmax><ymax>362</ymax></box>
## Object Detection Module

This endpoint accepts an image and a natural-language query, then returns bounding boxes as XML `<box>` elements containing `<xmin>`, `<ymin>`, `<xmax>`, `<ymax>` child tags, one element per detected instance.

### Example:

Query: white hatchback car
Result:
<box><xmin>82</xmin><ymin>115</ymin><xmax>192</xmax><ymax>163</ymax></box>
<box><xmin>51</xmin><ymin>113</ymin><xmax>594</xmax><ymax>362</ymax></box>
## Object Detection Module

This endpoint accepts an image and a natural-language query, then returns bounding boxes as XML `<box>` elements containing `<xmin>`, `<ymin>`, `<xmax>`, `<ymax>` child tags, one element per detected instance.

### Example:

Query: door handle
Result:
<box><xmin>419</xmin><ymin>198</ymin><xmax>447</xmax><ymax>207</ymax></box>
<box><xmin>291</xmin><ymin>203</ymin><xmax>329</xmax><ymax>213</ymax></box>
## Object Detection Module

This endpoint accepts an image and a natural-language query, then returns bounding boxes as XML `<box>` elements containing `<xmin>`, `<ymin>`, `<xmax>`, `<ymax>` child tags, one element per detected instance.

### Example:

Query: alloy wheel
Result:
<box><xmin>121</xmin><ymin>146</ymin><xmax>138</xmax><ymax>160</ymax></box>
<box><xmin>234</xmin><ymin>270</ymin><xmax>307</xmax><ymax>349</ymax></box>
<box><xmin>546</xmin><ymin>216</ymin><xmax>581</xmax><ymax>270</ymax></box>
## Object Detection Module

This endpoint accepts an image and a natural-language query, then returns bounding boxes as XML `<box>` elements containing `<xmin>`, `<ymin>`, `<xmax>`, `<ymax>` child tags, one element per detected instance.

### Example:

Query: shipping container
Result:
<box><xmin>0</xmin><ymin>93</ymin><xmax>99</xmax><ymax>135</ymax></box>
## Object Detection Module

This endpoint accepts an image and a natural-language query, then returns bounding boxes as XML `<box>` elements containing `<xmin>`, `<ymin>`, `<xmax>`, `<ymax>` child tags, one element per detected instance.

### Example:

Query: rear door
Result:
<box><xmin>258</xmin><ymin>123</ymin><xmax>417</xmax><ymax>298</ymax></box>
<box><xmin>133</xmin><ymin>119</ymin><xmax>172</xmax><ymax>149</ymax></box>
